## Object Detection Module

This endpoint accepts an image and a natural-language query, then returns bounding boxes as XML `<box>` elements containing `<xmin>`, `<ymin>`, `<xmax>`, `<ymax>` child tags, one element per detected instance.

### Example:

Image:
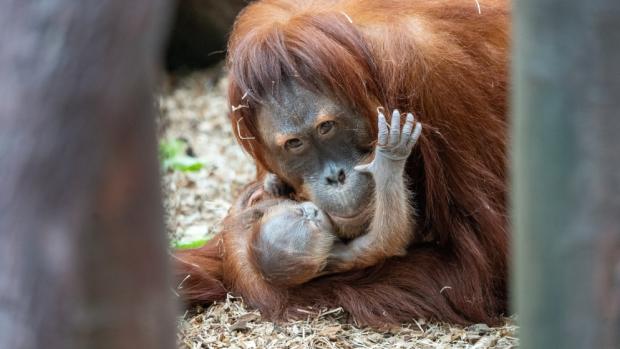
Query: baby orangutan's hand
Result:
<box><xmin>354</xmin><ymin>109</ymin><xmax>422</xmax><ymax>184</ymax></box>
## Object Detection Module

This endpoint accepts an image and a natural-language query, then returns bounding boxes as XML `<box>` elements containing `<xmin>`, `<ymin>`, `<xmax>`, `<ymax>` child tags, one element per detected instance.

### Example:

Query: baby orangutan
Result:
<box><xmin>246</xmin><ymin>110</ymin><xmax>423</xmax><ymax>285</ymax></box>
<box><xmin>246</xmin><ymin>200</ymin><xmax>335</xmax><ymax>286</ymax></box>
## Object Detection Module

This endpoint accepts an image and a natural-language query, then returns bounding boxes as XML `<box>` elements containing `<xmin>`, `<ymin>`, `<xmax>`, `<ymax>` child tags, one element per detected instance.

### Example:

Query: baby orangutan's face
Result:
<box><xmin>253</xmin><ymin>200</ymin><xmax>335</xmax><ymax>286</ymax></box>
<box><xmin>259</xmin><ymin>201</ymin><xmax>334</xmax><ymax>249</ymax></box>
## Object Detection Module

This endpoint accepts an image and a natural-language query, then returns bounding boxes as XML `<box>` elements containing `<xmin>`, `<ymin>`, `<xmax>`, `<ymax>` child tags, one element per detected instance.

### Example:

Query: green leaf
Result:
<box><xmin>163</xmin><ymin>156</ymin><xmax>204</xmax><ymax>172</ymax></box>
<box><xmin>159</xmin><ymin>138</ymin><xmax>205</xmax><ymax>172</ymax></box>
<box><xmin>159</xmin><ymin>138</ymin><xmax>186</xmax><ymax>160</ymax></box>
<box><xmin>173</xmin><ymin>238</ymin><xmax>210</xmax><ymax>250</ymax></box>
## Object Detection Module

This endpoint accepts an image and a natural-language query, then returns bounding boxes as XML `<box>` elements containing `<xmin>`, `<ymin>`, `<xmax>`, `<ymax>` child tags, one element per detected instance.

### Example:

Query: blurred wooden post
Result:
<box><xmin>0</xmin><ymin>1</ymin><xmax>174</xmax><ymax>349</ymax></box>
<box><xmin>512</xmin><ymin>0</ymin><xmax>620</xmax><ymax>348</ymax></box>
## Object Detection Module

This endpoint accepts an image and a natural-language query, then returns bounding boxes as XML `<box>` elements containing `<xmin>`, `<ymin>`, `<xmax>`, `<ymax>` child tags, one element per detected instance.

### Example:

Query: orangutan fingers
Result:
<box><xmin>377</xmin><ymin>110</ymin><xmax>389</xmax><ymax>146</ymax></box>
<box><xmin>400</xmin><ymin>112</ymin><xmax>415</xmax><ymax>143</ymax></box>
<box><xmin>354</xmin><ymin>162</ymin><xmax>373</xmax><ymax>173</ymax></box>
<box><xmin>408</xmin><ymin>122</ymin><xmax>423</xmax><ymax>148</ymax></box>
<box><xmin>388</xmin><ymin>109</ymin><xmax>401</xmax><ymax>147</ymax></box>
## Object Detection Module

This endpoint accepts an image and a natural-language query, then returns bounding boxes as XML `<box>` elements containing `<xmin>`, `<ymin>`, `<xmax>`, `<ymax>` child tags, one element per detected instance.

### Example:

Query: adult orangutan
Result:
<box><xmin>175</xmin><ymin>0</ymin><xmax>510</xmax><ymax>326</ymax></box>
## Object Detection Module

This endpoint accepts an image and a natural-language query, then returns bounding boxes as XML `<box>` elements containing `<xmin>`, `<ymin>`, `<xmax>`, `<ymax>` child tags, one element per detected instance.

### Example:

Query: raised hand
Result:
<box><xmin>262</xmin><ymin>172</ymin><xmax>293</xmax><ymax>197</ymax></box>
<box><xmin>354</xmin><ymin>109</ymin><xmax>422</xmax><ymax>180</ymax></box>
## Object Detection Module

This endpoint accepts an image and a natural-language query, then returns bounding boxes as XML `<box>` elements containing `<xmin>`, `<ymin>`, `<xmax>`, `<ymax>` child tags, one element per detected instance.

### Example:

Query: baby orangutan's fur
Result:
<box><xmin>250</xmin><ymin>200</ymin><xmax>335</xmax><ymax>287</ymax></box>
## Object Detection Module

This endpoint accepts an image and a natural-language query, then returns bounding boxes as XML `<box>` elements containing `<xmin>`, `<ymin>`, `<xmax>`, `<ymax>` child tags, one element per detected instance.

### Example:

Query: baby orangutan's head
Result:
<box><xmin>248</xmin><ymin>200</ymin><xmax>335</xmax><ymax>287</ymax></box>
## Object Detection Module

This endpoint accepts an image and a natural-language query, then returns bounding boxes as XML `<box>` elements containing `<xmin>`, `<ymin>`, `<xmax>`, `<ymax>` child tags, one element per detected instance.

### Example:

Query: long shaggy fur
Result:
<box><xmin>175</xmin><ymin>0</ymin><xmax>510</xmax><ymax>326</ymax></box>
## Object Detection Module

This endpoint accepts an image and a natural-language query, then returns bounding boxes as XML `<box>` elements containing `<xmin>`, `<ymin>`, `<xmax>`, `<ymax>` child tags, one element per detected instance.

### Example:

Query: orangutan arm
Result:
<box><xmin>328</xmin><ymin>109</ymin><xmax>422</xmax><ymax>272</ymax></box>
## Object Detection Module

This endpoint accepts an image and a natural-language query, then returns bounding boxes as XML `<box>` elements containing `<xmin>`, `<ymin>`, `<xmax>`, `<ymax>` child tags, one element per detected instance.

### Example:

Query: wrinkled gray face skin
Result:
<box><xmin>259</xmin><ymin>201</ymin><xmax>333</xmax><ymax>254</ymax></box>
<box><xmin>256</xmin><ymin>82</ymin><xmax>374</xmax><ymax>236</ymax></box>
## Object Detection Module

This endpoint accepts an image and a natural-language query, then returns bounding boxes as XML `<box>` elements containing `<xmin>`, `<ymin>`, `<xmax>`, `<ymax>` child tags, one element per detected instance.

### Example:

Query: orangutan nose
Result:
<box><xmin>325</xmin><ymin>168</ymin><xmax>346</xmax><ymax>185</ymax></box>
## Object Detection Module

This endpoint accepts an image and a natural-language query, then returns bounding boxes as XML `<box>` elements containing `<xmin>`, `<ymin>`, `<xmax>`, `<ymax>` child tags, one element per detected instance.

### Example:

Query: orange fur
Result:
<box><xmin>175</xmin><ymin>0</ymin><xmax>510</xmax><ymax>326</ymax></box>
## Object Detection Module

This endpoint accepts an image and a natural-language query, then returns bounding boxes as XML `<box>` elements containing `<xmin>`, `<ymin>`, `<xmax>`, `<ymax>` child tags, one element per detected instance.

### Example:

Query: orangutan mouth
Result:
<box><xmin>326</xmin><ymin>206</ymin><xmax>371</xmax><ymax>238</ymax></box>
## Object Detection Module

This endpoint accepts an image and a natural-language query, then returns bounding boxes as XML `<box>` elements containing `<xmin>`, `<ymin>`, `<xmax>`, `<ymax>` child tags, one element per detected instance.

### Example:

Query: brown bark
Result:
<box><xmin>0</xmin><ymin>1</ymin><xmax>174</xmax><ymax>348</ymax></box>
<box><xmin>513</xmin><ymin>0</ymin><xmax>620</xmax><ymax>348</ymax></box>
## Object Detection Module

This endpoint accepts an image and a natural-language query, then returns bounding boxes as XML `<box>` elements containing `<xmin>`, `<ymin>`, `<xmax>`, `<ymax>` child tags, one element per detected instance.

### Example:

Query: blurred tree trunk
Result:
<box><xmin>513</xmin><ymin>0</ymin><xmax>620</xmax><ymax>348</ymax></box>
<box><xmin>0</xmin><ymin>1</ymin><xmax>174</xmax><ymax>349</ymax></box>
<box><xmin>165</xmin><ymin>0</ymin><xmax>251</xmax><ymax>70</ymax></box>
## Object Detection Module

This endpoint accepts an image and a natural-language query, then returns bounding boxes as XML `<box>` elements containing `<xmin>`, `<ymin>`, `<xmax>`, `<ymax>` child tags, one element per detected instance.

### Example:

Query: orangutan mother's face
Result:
<box><xmin>256</xmin><ymin>82</ymin><xmax>374</xmax><ymax>238</ymax></box>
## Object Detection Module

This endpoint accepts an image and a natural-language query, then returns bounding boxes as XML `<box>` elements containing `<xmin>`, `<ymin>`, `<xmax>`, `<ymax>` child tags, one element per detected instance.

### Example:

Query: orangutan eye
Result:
<box><xmin>285</xmin><ymin>138</ymin><xmax>303</xmax><ymax>150</ymax></box>
<box><xmin>318</xmin><ymin>120</ymin><xmax>335</xmax><ymax>135</ymax></box>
